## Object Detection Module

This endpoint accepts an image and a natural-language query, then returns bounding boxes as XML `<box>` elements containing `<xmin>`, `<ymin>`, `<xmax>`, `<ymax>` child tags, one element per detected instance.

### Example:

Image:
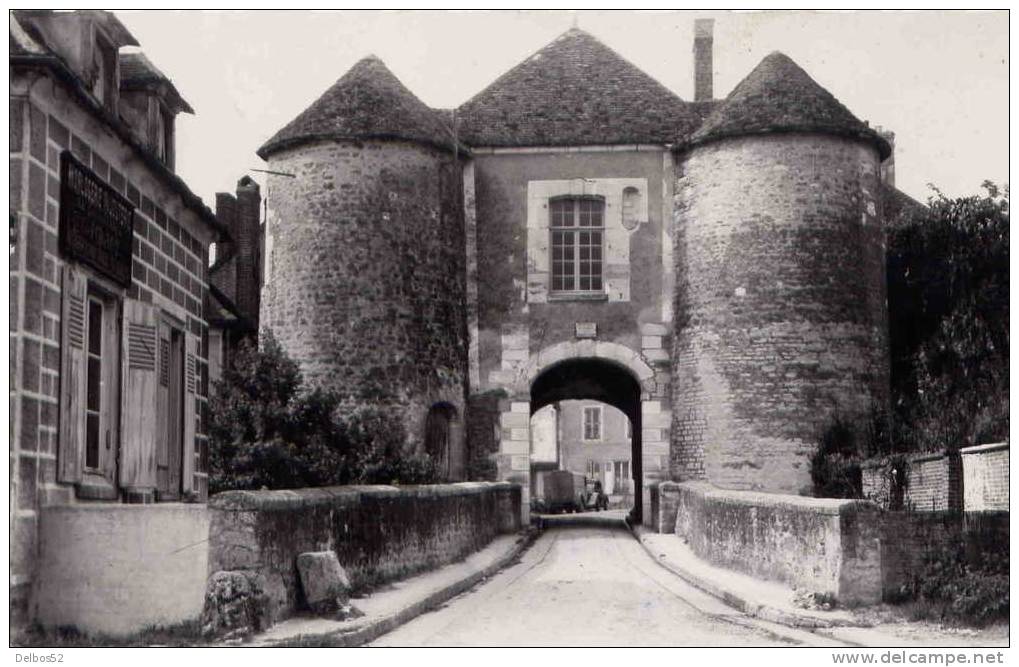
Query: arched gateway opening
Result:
<box><xmin>529</xmin><ymin>358</ymin><xmax>644</xmax><ymax>522</ymax></box>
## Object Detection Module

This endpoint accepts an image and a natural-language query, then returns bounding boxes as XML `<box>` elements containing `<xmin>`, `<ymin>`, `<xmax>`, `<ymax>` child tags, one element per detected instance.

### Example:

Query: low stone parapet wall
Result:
<box><xmin>207</xmin><ymin>481</ymin><xmax>522</xmax><ymax>625</ymax></box>
<box><xmin>668</xmin><ymin>481</ymin><xmax>882</xmax><ymax>606</ymax></box>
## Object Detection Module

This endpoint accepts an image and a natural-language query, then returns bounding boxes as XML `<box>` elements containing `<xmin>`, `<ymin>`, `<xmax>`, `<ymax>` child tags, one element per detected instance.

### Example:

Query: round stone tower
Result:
<box><xmin>257</xmin><ymin>56</ymin><xmax>469</xmax><ymax>475</ymax></box>
<box><xmin>671</xmin><ymin>52</ymin><xmax>892</xmax><ymax>494</ymax></box>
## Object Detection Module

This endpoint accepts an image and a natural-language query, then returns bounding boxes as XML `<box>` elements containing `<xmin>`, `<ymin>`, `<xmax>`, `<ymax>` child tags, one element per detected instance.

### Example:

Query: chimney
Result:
<box><xmin>212</xmin><ymin>192</ymin><xmax>238</xmax><ymax>298</ymax></box>
<box><xmin>234</xmin><ymin>176</ymin><xmax>262</xmax><ymax>324</ymax></box>
<box><xmin>876</xmin><ymin>126</ymin><xmax>896</xmax><ymax>188</ymax></box>
<box><xmin>694</xmin><ymin>19</ymin><xmax>714</xmax><ymax>102</ymax></box>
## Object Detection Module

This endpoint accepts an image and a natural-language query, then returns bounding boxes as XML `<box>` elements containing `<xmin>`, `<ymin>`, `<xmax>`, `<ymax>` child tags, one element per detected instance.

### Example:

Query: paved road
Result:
<box><xmin>371</xmin><ymin>521</ymin><xmax>809</xmax><ymax>647</ymax></box>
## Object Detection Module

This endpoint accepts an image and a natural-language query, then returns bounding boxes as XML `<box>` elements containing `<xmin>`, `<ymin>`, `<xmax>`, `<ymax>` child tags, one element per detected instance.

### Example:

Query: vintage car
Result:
<box><xmin>579</xmin><ymin>479</ymin><xmax>610</xmax><ymax>511</ymax></box>
<box><xmin>532</xmin><ymin>470</ymin><xmax>585</xmax><ymax>514</ymax></box>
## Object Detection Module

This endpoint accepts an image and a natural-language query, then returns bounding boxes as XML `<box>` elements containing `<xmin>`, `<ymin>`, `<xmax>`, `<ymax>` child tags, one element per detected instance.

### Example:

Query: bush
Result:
<box><xmin>905</xmin><ymin>544</ymin><xmax>1009</xmax><ymax>626</ymax></box>
<box><xmin>209</xmin><ymin>332</ymin><xmax>440</xmax><ymax>493</ymax></box>
<box><xmin>810</xmin><ymin>412</ymin><xmax>863</xmax><ymax>498</ymax></box>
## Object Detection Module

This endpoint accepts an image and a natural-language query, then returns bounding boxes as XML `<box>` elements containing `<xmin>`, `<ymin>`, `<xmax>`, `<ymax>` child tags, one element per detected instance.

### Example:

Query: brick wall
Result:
<box><xmin>671</xmin><ymin>134</ymin><xmax>889</xmax><ymax>494</ymax></box>
<box><xmin>961</xmin><ymin>442</ymin><xmax>1009</xmax><ymax>511</ymax></box>
<box><xmin>10</xmin><ymin>77</ymin><xmax>213</xmax><ymax>619</ymax></box>
<box><xmin>902</xmin><ymin>452</ymin><xmax>962</xmax><ymax>512</ymax></box>
<box><xmin>261</xmin><ymin>140</ymin><xmax>468</xmax><ymax>453</ymax></box>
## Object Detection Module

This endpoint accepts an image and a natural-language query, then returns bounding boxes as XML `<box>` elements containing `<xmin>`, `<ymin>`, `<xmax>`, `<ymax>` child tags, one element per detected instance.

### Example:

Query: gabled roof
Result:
<box><xmin>120</xmin><ymin>52</ymin><xmax>194</xmax><ymax>114</ymax></box>
<box><xmin>257</xmin><ymin>55</ymin><xmax>459</xmax><ymax>159</ymax></box>
<box><xmin>456</xmin><ymin>28</ymin><xmax>704</xmax><ymax>147</ymax></box>
<box><xmin>687</xmin><ymin>51</ymin><xmax>890</xmax><ymax>159</ymax></box>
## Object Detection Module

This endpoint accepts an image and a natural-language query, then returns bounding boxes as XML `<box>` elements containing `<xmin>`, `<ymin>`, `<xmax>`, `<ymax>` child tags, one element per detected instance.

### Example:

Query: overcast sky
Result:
<box><xmin>115</xmin><ymin>10</ymin><xmax>1008</xmax><ymax>207</ymax></box>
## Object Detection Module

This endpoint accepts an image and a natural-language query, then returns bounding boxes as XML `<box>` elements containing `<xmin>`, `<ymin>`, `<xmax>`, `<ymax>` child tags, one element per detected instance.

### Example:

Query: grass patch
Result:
<box><xmin>14</xmin><ymin>620</ymin><xmax>205</xmax><ymax>648</ymax></box>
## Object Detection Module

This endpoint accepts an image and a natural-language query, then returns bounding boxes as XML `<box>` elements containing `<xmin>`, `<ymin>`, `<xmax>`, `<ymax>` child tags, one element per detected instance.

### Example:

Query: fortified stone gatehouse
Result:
<box><xmin>257</xmin><ymin>21</ymin><xmax>899</xmax><ymax>522</ymax></box>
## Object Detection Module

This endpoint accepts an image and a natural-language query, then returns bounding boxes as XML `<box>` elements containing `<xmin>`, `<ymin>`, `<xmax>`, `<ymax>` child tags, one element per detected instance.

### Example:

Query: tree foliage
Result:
<box><xmin>887</xmin><ymin>182</ymin><xmax>1008</xmax><ymax>453</ymax></box>
<box><xmin>209</xmin><ymin>332</ymin><xmax>439</xmax><ymax>494</ymax></box>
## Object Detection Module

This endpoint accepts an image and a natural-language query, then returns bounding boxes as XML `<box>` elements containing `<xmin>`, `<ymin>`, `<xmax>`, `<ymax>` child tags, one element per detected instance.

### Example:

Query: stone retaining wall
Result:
<box><xmin>667</xmin><ymin>481</ymin><xmax>882</xmax><ymax>605</ymax></box>
<box><xmin>207</xmin><ymin>482</ymin><xmax>521</xmax><ymax>624</ymax></box>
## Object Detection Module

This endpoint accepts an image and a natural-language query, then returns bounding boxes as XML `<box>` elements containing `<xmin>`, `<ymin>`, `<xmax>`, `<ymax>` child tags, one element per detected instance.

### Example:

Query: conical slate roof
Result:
<box><xmin>257</xmin><ymin>55</ymin><xmax>456</xmax><ymax>159</ymax></box>
<box><xmin>457</xmin><ymin>28</ymin><xmax>706</xmax><ymax>147</ymax></box>
<box><xmin>688</xmin><ymin>52</ymin><xmax>890</xmax><ymax>158</ymax></box>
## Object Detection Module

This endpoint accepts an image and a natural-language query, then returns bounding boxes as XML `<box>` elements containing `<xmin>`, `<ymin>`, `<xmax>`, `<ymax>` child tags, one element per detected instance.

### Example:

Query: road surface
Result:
<box><xmin>370</xmin><ymin>519</ymin><xmax>810</xmax><ymax>647</ymax></box>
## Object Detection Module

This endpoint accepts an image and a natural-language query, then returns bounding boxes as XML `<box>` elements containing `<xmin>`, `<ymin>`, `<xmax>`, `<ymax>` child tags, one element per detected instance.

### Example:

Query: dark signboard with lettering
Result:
<box><xmin>58</xmin><ymin>151</ymin><xmax>134</xmax><ymax>287</ymax></box>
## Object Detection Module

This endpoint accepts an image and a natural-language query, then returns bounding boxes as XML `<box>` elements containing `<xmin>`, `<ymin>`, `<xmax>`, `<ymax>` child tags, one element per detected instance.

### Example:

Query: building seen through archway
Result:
<box><xmin>531</xmin><ymin>401</ymin><xmax>635</xmax><ymax>509</ymax></box>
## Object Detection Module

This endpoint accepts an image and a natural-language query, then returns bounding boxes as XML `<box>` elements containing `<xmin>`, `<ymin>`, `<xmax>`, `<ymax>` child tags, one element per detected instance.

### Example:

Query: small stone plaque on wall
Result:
<box><xmin>575</xmin><ymin>322</ymin><xmax>597</xmax><ymax>339</ymax></box>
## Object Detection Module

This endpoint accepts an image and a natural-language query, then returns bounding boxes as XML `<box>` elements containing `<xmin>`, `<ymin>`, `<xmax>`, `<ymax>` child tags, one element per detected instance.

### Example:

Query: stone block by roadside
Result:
<box><xmin>297</xmin><ymin>551</ymin><xmax>351</xmax><ymax>614</ymax></box>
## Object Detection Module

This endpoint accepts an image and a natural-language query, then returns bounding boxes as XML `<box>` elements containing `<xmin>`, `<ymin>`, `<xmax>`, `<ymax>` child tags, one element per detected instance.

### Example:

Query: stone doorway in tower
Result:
<box><xmin>424</xmin><ymin>402</ymin><xmax>464</xmax><ymax>481</ymax></box>
<box><xmin>528</xmin><ymin>358</ymin><xmax>644</xmax><ymax>522</ymax></box>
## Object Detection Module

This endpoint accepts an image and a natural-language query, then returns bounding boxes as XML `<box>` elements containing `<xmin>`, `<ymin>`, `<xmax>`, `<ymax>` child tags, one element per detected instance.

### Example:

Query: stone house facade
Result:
<box><xmin>10</xmin><ymin>11</ymin><xmax>226</xmax><ymax>626</ymax></box>
<box><xmin>532</xmin><ymin>401</ymin><xmax>635</xmax><ymax>499</ymax></box>
<box><xmin>257</xmin><ymin>20</ymin><xmax>902</xmax><ymax>522</ymax></box>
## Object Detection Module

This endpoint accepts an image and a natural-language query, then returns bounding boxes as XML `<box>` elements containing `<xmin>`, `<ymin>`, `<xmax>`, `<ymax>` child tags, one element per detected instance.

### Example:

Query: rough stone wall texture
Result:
<box><xmin>671</xmin><ymin>481</ymin><xmax>883</xmax><ymax>605</ymax></box>
<box><xmin>10</xmin><ymin>78</ymin><xmax>213</xmax><ymax>624</ymax></box>
<box><xmin>465</xmin><ymin>391</ymin><xmax>503</xmax><ymax>481</ymax></box>
<box><xmin>879</xmin><ymin>511</ymin><xmax>1009</xmax><ymax>601</ymax></box>
<box><xmin>207</xmin><ymin>482</ymin><xmax>522</xmax><ymax>624</ymax></box>
<box><xmin>961</xmin><ymin>443</ymin><xmax>1009</xmax><ymax>512</ymax></box>
<box><xmin>861</xmin><ymin>460</ymin><xmax>897</xmax><ymax>509</ymax></box>
<box><xmin>260</xmin><ymin>140</ymin><xmax>468</xmax><ymax>456</ymax></box>
<box><xmin>903</xmin><ymin>452</ymin><xmax>961</xmax><ymax>512</ymax></box>
<box><xmin>672</xmin><ymin>134</ymin><xmax>889</xmax><ymax>493</ymax></box>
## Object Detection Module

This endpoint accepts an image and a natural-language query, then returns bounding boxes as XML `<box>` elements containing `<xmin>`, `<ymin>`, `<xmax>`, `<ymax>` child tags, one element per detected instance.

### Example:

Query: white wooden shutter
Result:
<box><xmin>58</xmin><ymin>265</ymin><xmax>88</xmax><ymax>483</ymax></box>
<box><xmin>181</xmin><ymin>333</ymin><xmax>198</xmax><ymax>494</ymax></box>
<box><xmin>118</xmin><ymin>299</ymin><xmax>159</xmax><ymax>492</ymax></box>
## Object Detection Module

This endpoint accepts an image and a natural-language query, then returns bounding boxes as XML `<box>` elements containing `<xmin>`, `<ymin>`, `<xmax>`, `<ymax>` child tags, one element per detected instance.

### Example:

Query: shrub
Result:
<box><xmin>810</xmin><ymin>412</ymin><xmax>863</xmax><ymax>498</ymax></box>
<box><xmin>339</xmin><ymin>406</ymin><xmax>440</xmax><ymax>485</ymax></box>
<box><xmin>209</xmin><ymin>332</ymin><xmax>440</xmax><ymax>493</ymax></box>
<box><xmin>905</xmin><ymin>544</ymin><xmax>1009</xmax><ymax>626</ymax></box>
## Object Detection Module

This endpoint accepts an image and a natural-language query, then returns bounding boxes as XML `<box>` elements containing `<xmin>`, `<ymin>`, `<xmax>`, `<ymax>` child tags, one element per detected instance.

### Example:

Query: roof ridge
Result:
<box><xmin>456</xmin><ymin>27</ymin><xmax>698</xmax><ymax>147</ymax></box>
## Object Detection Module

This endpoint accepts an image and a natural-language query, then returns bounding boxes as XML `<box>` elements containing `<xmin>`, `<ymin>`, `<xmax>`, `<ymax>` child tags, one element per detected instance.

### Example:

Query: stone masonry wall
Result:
<box><xmin>261</xmin><ymin>140</ymin><xmax>468</xmax><ymax>455</ymax></box>
<box><xmin>672</xmin><ymin>134</ymin><xmax>889</xmax><ymax>494</ymax></box>
<box><xmin>207</xmin><ymin>482</ymin><xmax>522</xmax><ymax>624</ymax></box>
<box><xmin>671</xmin><ymin>481</ymin><xmax>883</xmax><ymax>605</ymax></box>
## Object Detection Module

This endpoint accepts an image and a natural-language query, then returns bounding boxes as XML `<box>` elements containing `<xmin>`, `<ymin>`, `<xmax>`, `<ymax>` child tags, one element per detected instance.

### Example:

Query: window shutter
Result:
<box><xmin>58</xmin><ymin>265</ymin><xmax>88</xmax><ymax>483</ymax></box>
<box><xmin>119</xmin><ymin>299</ymin><xmax>159</xmax><ymax>492</ymax></box>
<box><xmin>181</xmin><ymin>334</ymin><xmax>198</xmax><ymax>494</ymax></box>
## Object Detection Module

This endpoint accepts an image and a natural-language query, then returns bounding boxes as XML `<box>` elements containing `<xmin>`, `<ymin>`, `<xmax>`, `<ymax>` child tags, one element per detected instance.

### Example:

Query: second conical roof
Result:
<box><xmin>689</xmin><ymin>51</ymin><xmax>890</xmax><ymax>158</ymax></box>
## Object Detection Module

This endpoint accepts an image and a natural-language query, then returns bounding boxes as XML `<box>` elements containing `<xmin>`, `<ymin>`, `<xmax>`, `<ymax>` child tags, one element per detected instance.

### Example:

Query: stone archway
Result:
<box><xmin>495</xmin><ymin>340</ymin><xmax>671</xmax><ymax>525</ymax></box>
